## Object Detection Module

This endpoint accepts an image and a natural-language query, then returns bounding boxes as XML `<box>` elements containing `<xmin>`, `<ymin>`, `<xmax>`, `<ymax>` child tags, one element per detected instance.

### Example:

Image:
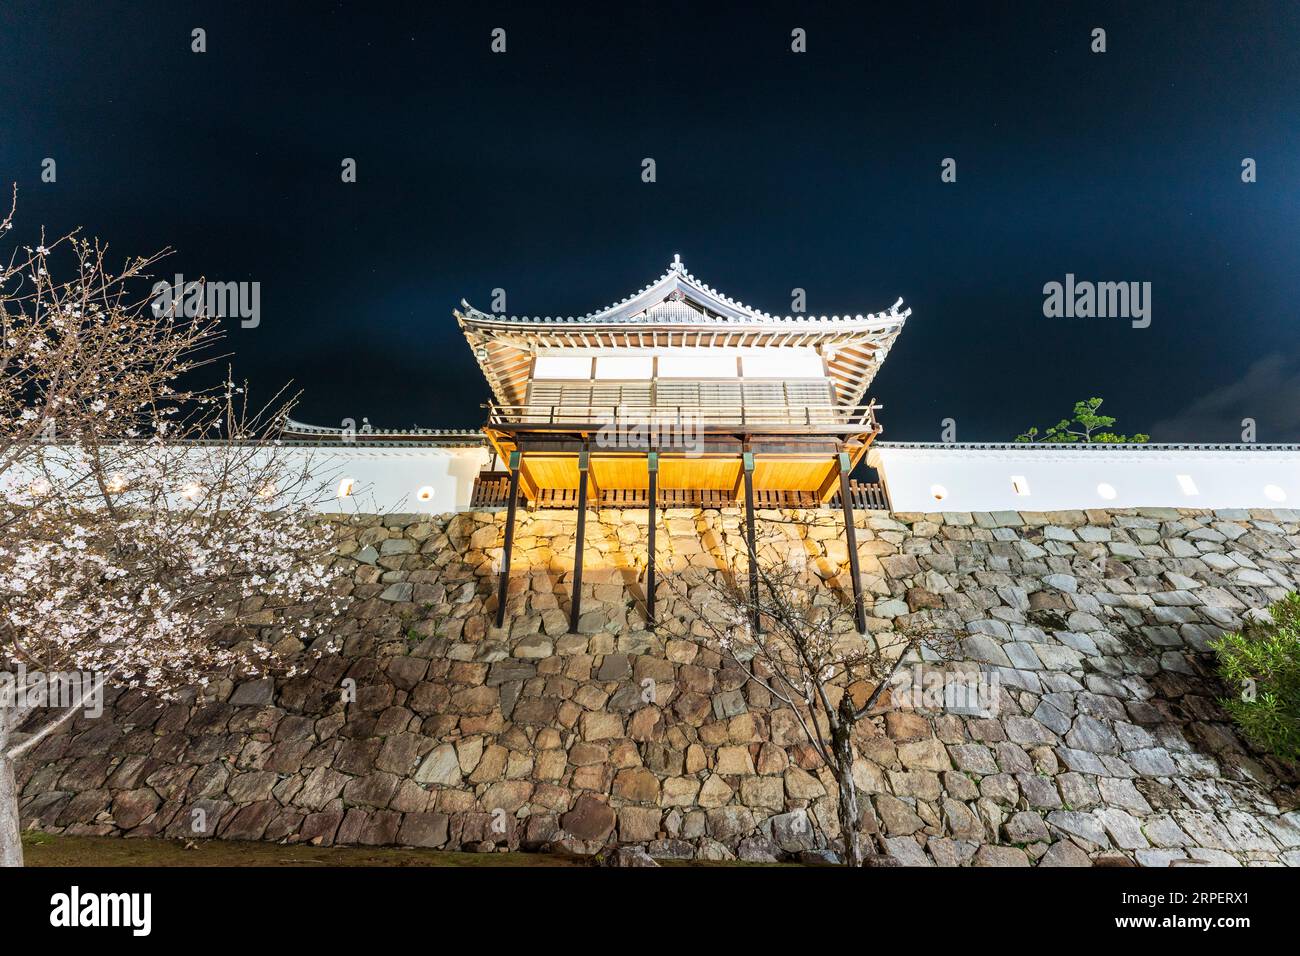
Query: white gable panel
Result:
<box><xmin>595</xmin><ymin>356</ymin><xmax>654</xmax><ymax>379</ymax></box>
<box><xmin>742</xmin><ymin>351</ymin><xmax>823</xmax><ymax>378</ymax></box>
<box><xmin>534</xmin><ymin>355</ymin><xmax>593</xmax><ymax>380</ymax></box>
<box><xmin>657</xmin><ymin>353</ymin><xmax>739</xmax><ymax>378</ymax></box>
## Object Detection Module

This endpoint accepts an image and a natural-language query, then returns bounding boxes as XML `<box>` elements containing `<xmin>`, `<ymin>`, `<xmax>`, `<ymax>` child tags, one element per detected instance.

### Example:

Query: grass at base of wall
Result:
<box><xmin>20</xmin><ymin>832</ymin><xmax>788</xmax><ymax>867</ymax></box>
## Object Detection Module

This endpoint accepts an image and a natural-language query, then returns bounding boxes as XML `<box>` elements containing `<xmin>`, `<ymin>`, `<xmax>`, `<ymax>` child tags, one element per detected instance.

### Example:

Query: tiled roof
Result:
<box><xmin>283</xmin><ymin>419</ymin><xmax>485</xmax><ymax>446</ymax></box>
<box><xmin>456</xmin><ymin>254</ymin><xmax>909</xmax><ymax>327</ymax></box>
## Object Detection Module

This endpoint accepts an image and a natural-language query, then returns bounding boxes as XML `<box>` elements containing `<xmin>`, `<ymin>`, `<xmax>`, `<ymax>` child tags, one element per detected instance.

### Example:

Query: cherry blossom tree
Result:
<box><xmin>0</xmin><ymin>193</ymin><xmax>345</xmax><ymax>865</ymax></box>
<box><xmin>669</xmin><ymin>528</ymin><xmax>956</xmax><ymax>867</ymax></box>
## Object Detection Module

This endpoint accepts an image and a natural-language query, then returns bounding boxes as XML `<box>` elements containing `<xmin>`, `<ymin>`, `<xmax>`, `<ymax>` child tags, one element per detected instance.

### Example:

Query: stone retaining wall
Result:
<box><xmin>16</xmin><ymin>506</ymin><xmax>1300</xmax><ymax>865</ymax></box>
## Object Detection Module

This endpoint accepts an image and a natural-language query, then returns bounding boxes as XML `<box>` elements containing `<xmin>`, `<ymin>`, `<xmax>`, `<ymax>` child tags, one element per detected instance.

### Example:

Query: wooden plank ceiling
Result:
<box><xmin>513</xmin><ymin>454</ymin><xmax>841</xmax><ymax>498</ymax></box>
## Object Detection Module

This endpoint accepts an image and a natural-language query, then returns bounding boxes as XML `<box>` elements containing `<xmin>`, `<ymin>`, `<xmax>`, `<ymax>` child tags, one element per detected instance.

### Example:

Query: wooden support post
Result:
<box><xmin>569</xmin><ymin>446</ymin><xmax>590</xmax><ymax>633</ymax></box>
<box><xmin>646</xmin><ymin>452</ymin><xmax>658</xmax><ymax>628</ymax></box>
<box><xmin>495</xmin><ymin>451</ymin><xmax>522</xmax><ymax>629</ymax></box>
<box><xmin>837</xmin><ymin>451</ymin><xmax>868</xmax><ymax>634</ymax></box>
<box><xmin>742</xmin><ymin>451</ymin><xmax>759</xmax><ymax>631</ymax></box>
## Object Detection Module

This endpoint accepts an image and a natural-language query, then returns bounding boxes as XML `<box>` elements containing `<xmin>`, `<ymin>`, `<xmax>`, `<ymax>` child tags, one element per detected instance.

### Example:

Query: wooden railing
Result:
<box><xmin>469</xmin><ymin>473</ymin><xmax>514</xmax><ymax>508</ymax></box>
<box><xmin>485</xmin><ymin>402</ymin><xmax>879</xmax><ymax>430</ymax></box>
<box><xmin>840</xmin><ymin>481</ymin><xmax>891</xmax><ymax>511</ymax></box>
<box><xmin>470</xmin><ymin>475</ymin><xmax>890</xmax><ymax>512</ymax></box>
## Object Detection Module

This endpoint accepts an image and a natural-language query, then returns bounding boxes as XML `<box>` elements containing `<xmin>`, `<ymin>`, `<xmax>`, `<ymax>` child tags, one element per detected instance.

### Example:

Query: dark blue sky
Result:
<box><xmin>2</xmin><ymin>1</ymin><xmax>1298</xmax><ymax>441</ymax></box>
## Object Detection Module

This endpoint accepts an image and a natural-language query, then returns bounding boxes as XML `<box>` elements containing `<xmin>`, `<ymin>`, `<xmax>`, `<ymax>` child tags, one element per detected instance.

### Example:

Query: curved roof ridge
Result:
<box><xmin>456</xmin><ymin>254</ymin><xmax>910</xmax><ymax>326</ymax></box>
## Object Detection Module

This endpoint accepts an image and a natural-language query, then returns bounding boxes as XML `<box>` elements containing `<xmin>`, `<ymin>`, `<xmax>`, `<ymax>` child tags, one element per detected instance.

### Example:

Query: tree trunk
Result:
<box><xmin>0</xmin><ymin>751</ymin><xmax>22</xmax><ymax>867</ymax></box>
<box><xmin>831</xmin><ymin>697</ymin><xmax>865</xmax><ymax>867</ymax></box>
<box><xmin>835</xmin><ymin>764</ymin><xmax>864</xmax><ymax>867</ymax></box>
<box><xmin>0</xmin><ymin>687</ymin><xmax>106</xmax><ymax>868</ymax></box>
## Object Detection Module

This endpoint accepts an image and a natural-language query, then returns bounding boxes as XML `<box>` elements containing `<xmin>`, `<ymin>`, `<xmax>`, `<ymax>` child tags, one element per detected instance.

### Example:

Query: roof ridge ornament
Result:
<box><xmin>670</xmin><ymin>253</ymin><xmax>684</xmax><ymax>273</ymax></box>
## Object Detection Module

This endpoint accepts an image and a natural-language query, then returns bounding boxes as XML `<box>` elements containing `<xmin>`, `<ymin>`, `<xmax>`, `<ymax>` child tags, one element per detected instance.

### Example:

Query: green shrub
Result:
<box><xmin>1210</xmin><ymin>592</ymin><xmax>1300</xmax><ymax>763</ymax></box>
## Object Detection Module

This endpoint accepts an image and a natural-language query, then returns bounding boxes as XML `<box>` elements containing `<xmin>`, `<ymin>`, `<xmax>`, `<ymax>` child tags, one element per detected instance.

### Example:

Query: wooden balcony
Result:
<box><xmin>485</xmin><ymin>401</ymin><xmax>879</xmax><ymax>434</ymax></box>
<box><xmin>471</xmin><ymin>472</ymin><xmax>890</xmax><ymax>511</ymax></box>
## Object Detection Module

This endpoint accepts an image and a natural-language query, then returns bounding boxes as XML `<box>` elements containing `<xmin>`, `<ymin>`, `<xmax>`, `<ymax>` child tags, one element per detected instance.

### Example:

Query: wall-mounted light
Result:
<box><xmin>416</xmin><ymin>486</ymin><xmax>435</xmax><ymax>502</ymax></box>
<box><xmin>1010</xmin><ymin>475</ymin><xmax>1030</xmax><ymax>496</ymax></box>
<box><xmin>180</xmin><ymin>482</ymin><xmax>202</xmax><ymax>501</ymax></box>
<box><xmin>1264</xmin><ymin>484</ymin><xmax>1287</xmax><ymax>503</ymax></box>
<box><xmin>337</xmin><ymin>477</ymin><xmax>356</xmax><ymax>498</ymax></box>
<box><xmin>1096</xmin><ymin>483</ymin><xmax>1117</xmax><ymax>500</ymax></box>
<box><xmin>257</xmin><ymin>481</ymin><xmax>277</xmax><ymax>500</ymax></box>
<box><xmin>105</xmin><ymin>473</ymin><xmax>128</xmax><ymax>493</ymax></box>
<box><xmin>1176</xmin><ymin>474</ymin><xmax>1199</xmax><ymax>496</ymax></box>
<box><xmin>930</xmin><ymin>484</ymin><xmax>948</xmax><ymax>501</ymax></box>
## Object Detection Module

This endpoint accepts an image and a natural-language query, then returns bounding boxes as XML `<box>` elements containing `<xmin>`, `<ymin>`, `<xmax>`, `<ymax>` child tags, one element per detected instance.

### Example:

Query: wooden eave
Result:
<box><xmin>456</xmin><ymin>256</ymin><xmax>909</xmax><ymax>411</ymax></box>
<box><xmin>460</xmin><ymin>321</ymin><xmax>905</xmax><ymax>411</ymax></box>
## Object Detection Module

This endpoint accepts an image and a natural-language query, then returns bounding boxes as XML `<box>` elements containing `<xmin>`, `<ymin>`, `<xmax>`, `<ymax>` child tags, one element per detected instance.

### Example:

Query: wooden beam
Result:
<box><xmin>730</xmin><ymin>464</ymin><xmax>747</xmax><ymax>503</ymax></box>
<box><xmin>742</xmin><ymin>451</ymin><xmax>759</xmax><ymax>632</ymax></box>
<box><xmin>646</xmin><ymin>452</ymin><xmax>658</xmax><ymax>628</ymax></box>
<box><xmin>815</xmin><ymin>452</ymin><xmax>844</xmax><ymax>503</ymax></box>
<box><xmin>495</xmin><ymin>451</ymin><xmax>522</xmax><ymax>629</ymax></box>
<box><xmin>847</xmin><ymin>438</ymin><xmax>873</xmax><ymax>472</ymax></box>
<box><xmin>516</xmin><ymin>459</ymin><xmax>540</xmax><ymax>501</ymax></box>
<box><xmin>569</xmin><ymin>447</ymin><xmax>590</xmax><ymax>633</ymax></box>
<box><xmin>837</xmin><ymin>451</ymin><xmax>868</xmax><ymax>634</ymax></box>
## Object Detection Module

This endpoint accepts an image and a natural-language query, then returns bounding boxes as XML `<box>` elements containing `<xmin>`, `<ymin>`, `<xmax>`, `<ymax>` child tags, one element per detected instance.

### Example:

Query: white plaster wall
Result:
<box><xmin>299</xmin><ymin>446</ymin><xmax>490</xmax><ymax>514</ymax></box>
<box><xmin>868</xmin><ymin>443</ymin><xmax>1300</xmax><ymax>514</ymax></box>
<box><xmin>1</xmin><ymin>445</ymin><xmax>491</xmax><ymax>515</ymax></box>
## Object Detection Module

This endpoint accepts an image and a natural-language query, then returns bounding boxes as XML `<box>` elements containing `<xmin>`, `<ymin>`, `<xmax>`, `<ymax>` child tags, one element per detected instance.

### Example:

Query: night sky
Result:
<box><xmin>2</xmin><ymin>1</ymin><xmax>1298</xmax><ymax>442</ymax></box>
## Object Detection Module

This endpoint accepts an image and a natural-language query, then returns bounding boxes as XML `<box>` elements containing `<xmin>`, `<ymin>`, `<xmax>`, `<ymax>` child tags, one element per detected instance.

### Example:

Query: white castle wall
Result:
<box><xmin>301</xmin><ymin>446</ymin><xmax>490</xmax><ymax>514</ymax></box>
<box><xmin>3</xmin><ymin>445</ymin><xmax>491</xmax><ymax>515</ymax></box>
<box><xmin>870</xmin><ymin>444</ymin><xmax>1300</xmax><ymax>514</ymax></box>
<box><xmin>306</xmin><ymin>442</ymin><xmax>1300</xmax><ymax>515</ymax></box>
<box><xmin>17</xmin><ymin>441</ymin><xmax>1295</xmax><ymax>516</ymax></box>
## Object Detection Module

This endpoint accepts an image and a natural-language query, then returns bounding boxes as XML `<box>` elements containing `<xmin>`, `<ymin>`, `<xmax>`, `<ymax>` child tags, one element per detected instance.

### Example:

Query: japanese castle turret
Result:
<box><xmin>455</xmin><ymin>255</ymin><xmax>911</xmax><ymax>634</ymax></box>
<box><xmin>281</xmin><ymin>255</ymin><xmax>1299</xmax><ymax>635</ymax></box>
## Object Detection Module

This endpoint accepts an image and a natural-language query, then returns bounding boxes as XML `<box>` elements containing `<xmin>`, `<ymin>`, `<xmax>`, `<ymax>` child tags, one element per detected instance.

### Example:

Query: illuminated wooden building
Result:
<box><xmin>456</xmin><ymin>256</ymin><xmax>911</xmax><ymax>634</ymax></box>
